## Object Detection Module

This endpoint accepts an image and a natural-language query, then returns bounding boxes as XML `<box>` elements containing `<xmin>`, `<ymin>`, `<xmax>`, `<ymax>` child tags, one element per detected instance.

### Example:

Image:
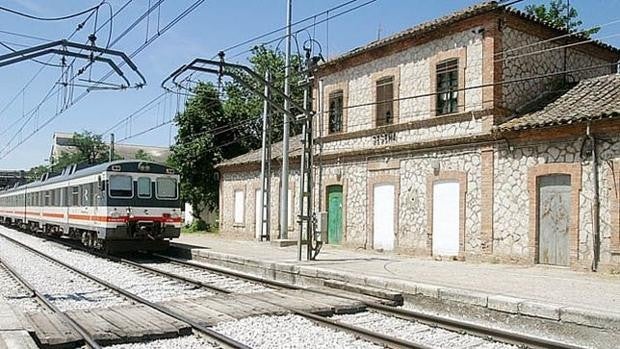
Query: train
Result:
<box><xmin>0</xmin><ymin>160</ymin><xmax>182</xmax><ymax>253</ymax></box>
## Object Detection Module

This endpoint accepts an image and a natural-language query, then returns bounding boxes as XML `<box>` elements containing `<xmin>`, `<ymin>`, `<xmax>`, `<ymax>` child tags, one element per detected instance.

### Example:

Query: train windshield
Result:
<box><xmin>156</xmin><ymin>177</ymin><xmax>177</xmax><ymax>199</ymax></box>
<box><xmin>109</xmin><ymin>175</ymin><xmax>133</xmax><ymax>198</ymax></box>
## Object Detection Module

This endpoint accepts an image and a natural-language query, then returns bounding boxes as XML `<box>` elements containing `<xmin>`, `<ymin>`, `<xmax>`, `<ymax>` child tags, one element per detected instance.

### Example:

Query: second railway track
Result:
<box><xmin>0</xmin><ymin>225</ymin><xmax>588</xmax><ymax>349</ymax></box>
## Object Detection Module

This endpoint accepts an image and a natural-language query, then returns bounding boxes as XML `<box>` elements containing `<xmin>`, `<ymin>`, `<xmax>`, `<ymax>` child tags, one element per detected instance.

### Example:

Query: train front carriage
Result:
<box><xmin>97</xmin><ymin>162</ymin><xmax>182</xmax><ymax>252</ymax></box>
<box><xmin>0</xmin><ymin>160</ymin><xmax>182</xmax><ymax>253</ymax></box>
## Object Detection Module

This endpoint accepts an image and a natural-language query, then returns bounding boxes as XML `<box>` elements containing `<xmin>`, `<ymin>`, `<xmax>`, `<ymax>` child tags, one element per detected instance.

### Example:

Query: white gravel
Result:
<box><xmin>0</xmin><ymin>262</ymin><xmax>43</xmax><ymax>313</ymax></box>
<box><xmin>0</xmin><ymin>236</ymin><xmax>127</xmax><ymax>311</ymax></box>
<box><xmin>213</xmin><ymin>314</ymin><xmax>382</xmax><ymax>349</ymax></box>
<box><xmin>0</xmin><ymin>227</ymin><xmax>213</xmax><ymax>303</ymax></box>
<box><xmin>139</xmin><ymin>260</ymin><xmax>270</xmax><ymax>293</ymax></box>
<box><xmin>105</xmin><ymin>335</ymin><xmax>221</xmax><ymax>349</ymax></box>
<box><xmin>334</xmin><ymin>311</ymin><xmax>517</xmax><ymax>349</ymax></box>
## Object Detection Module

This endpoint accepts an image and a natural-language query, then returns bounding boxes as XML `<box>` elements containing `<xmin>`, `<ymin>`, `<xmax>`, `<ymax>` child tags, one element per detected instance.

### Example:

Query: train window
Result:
<box><xmin>156</xmin><ymin>178</ymin><xmax>177</xmax><ymax>199</ymax></box>
<box><xmin>44</xmin><ymin>191</ymin><xmax>50</xmax><ymax>206</ymax></box>
<box><xmin>109</xmin><ymin>175</ymin><xmax>133</xmax><ymax>198</ymax></box>
<box><xmin>71</xmin><ymin>187</ymin><xmax>79</xmax><ymax>206</ymax></box>
<box><xmin>81</xmin><ymin>185</ymin><xmax>91</xmax><ymax>206</ymax></box>
<box><xmin>137</xmin><ymin>177</ymin><xmax>151</xmax><ymax>198</ymax></box>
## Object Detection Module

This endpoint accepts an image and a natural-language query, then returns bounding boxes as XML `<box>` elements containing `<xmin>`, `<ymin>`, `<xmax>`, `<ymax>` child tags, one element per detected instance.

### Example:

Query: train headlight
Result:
<box><xmin>110</xmin><ymin>210</ymin><xmax>120</xmax><ymax>218</ymax></box>
<box><xmin>170</xmin><ymin>209</ymin><xmax>180</xmax><ymax>218</ymax></box>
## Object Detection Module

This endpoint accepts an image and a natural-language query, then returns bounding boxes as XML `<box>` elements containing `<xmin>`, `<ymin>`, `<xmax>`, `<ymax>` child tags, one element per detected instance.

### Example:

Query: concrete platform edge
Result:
<box><xmin>178</xmin><ymin>245</ymin><xmax>620</xmax><ymax>330</ymax></box>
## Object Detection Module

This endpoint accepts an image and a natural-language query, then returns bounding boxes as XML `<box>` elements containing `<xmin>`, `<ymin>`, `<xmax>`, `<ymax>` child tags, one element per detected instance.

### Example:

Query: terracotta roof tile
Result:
<box><xmin>499</xmin><ymin>74</ymin><xmax>620</xmax><ymax>130</ymax></box>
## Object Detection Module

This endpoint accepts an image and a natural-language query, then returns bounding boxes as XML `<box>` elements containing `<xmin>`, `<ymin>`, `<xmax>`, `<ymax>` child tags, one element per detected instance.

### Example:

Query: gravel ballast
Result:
<box><xmin>105</xmin><ymin>335</ymin><xmax>221</xmax><ymax>349</ymax></box>
<box><xmin>334</xmin><ymin>311</ymin><xmax>517</xmax><ymax>349</ymax></box>
<box><xmin>0</xmin><ymin>236</ymin><xmax>127</xmax><ymax>311</ymax></box>
<box><xmin>0</xmin><ymin>227</ymin><xmax>213</xmax><ymax>303</ymax></box>
<box><xmin>0</xmin><ymin>262</ymin><xmax>44</xmax><ymax>313</ymax></box>
<box><xmin>213</xmin><ymin>314</ymin><xmax>382</xmax><ymax>349</ymax></box>
<box><xmin>139</xmin><ymin>260</ymin><xmax>270</xmax><ymax>293</ymax></box>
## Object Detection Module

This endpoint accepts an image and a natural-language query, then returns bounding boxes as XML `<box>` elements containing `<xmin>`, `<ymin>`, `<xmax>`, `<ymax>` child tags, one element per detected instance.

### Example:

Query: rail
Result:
<box><xmin>0</xmin><ymin>231</ymin><xmax>250</xmax><ymax>349</ymax></box>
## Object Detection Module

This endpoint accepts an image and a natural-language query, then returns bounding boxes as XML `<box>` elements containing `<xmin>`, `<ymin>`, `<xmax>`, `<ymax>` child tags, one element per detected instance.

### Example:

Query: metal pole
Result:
<box><xmin>109</xmin><ymin>133</ymin><xmax>115</xmax><ymax>162</ymax></box>
<box><xmin>260</xmin><ymin>71</ymin><xmax>271</xmax><ymax>241</ymax></box>
<box><xmin>279</xmin><ymin>0</ymin><xmax>292</xmax><ymax>240</ymax></box>
<box><xmin>298</xmin><ymin>87</ymin><xmax>308</xmax><ymax>261</ymax></box>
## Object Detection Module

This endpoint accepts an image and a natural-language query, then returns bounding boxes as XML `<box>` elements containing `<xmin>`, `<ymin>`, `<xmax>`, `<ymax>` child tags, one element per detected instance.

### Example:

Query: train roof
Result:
<box><xmin>0</xmin><ymin>160</ymin><xmax>175</xmax><ymax>194</ymax></box>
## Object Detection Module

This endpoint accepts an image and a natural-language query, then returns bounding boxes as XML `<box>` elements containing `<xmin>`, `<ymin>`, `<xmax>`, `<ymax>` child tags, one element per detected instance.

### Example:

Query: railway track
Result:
<box><xmin>0</xmin><ymin>225</ymin><xmax>586</xmax><ymax>349</ymax></box>
<box><xmin>149</xmin><ymin>253</ymin><xmax>586</xmax><ymax>349</ymax></box>
<box><xmin>0</xmin><ymin>230</ymin><xmax>250</xmax><ymax>349</ymax></box>
<box><xmin>0</xmin><ymin>256</ymin><xmax>101</xmax><ymax>349</ymax></box>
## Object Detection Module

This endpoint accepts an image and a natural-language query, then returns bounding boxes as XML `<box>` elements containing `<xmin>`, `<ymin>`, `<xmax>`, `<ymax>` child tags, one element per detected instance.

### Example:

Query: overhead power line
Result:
<box><xmin>0</xmin><ymin>2</ymin><xmax>104</xmax><ymax>21</ymax></box>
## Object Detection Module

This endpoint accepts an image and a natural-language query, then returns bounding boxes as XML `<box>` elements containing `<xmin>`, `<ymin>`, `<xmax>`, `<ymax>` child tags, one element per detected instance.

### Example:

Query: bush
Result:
<box><xmin>183</xmin><ymin>219</ymin><xmax>210</xmax><ymax>234</ymax></box>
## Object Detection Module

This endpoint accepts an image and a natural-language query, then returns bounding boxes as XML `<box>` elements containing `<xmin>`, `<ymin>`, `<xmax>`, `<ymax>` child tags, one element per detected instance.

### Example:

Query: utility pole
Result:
<box><xmin>109</xmin><ymin>133</ymin><xmax>115</xmax><ymax>162</ymax></box>
<box><xmin>279</xmin><ymin>0</ymin><xmax>293</xmax><ymax>240</ymax></box>
<box><xmin>259</xmin><ymin>71</ymin><xmax>272</xmax><ymax>241</ymax></box>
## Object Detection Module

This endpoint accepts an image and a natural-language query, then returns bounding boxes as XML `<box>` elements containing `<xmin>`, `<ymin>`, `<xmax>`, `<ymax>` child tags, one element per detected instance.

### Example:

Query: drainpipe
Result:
<box><xmin>587</xmin><ymin>123</ymin><xmax>600</xmax><ymax>271</ymax></box>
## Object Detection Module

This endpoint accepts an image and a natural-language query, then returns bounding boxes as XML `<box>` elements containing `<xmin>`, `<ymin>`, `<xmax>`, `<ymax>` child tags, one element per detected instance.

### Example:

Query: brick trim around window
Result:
<box><xmin>527</xmin><ymin>163</ymin><xmax>582</xmax><ymax>266</ymax></box>
<box><xmin>426</xmin><ymin>170</ymin><xmax>468</xmax><ymax>259</ymax></box>
<box><xmin>430</xmin><ymin>47</ymin><xmax>467</xmax><ymax>117</ymax></box>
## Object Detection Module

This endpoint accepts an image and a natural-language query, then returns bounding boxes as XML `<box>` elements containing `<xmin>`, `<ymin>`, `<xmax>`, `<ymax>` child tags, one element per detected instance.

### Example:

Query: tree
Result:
<box><xmin>223</xmin><ymin>45</ymin><xmax>305</xmax><ymax>150</ymax></box>
<box><xmin>170</xmin><ymin>82</ymin><xmax>240</xmax><ymax>217</ymax></box>
<box><xmin>134</xmin><ymin>149</ymin><xmax>154</xmax><ymax>161</ymax></box>
<box><xmin>525</xmin><ymin>0</ymin><xmax>599</xmax><ymax>36</ymax></box>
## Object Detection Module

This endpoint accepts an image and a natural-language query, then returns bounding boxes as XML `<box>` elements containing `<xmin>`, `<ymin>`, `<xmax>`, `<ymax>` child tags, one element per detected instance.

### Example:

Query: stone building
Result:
<box><xmin>216</xmin><ymin>2</ymin><xmax>620</xmax><ymax>271</ymax></box>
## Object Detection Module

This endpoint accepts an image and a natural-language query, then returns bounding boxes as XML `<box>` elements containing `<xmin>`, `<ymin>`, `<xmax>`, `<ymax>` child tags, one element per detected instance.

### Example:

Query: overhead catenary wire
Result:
<box><xmin>0</xmin><ymin>0</ymin><xmax>207</xmax><ymax>160</ymax></box>
<box><xmin>0</xmin><ymin>2</ymin><xmax>104</xmax><ymax>21</ymax></box>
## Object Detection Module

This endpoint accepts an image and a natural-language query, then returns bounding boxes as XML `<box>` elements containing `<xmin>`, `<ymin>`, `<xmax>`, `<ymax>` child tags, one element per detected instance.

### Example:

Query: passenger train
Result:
<box><xmin>0</xmin><ymin>160</ymin><xmax>182</xmax><ymax>253</ymax></box>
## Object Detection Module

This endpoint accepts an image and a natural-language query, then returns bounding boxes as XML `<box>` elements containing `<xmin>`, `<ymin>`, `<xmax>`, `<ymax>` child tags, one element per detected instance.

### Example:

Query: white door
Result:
<box><xmin>373</xmin><ymin>183</ymin><xmax>395</xmax><ymax>251</ymax></box>
<box><xmin>255</xmin><ymin>189</ymin><xmax>262</xmax><ymax>239</ymax></box>
<box><xmin>432</xmin><ymin>180</ymin><xmax>460</xmax><ymax>256</ymax></box>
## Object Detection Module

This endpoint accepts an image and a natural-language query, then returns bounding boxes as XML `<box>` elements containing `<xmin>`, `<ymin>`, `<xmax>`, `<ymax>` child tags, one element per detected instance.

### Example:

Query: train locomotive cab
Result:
<box><xmin>98</xmin><ymin>161</ymin><xmax>182</xmax><ymax>252</ymax></box>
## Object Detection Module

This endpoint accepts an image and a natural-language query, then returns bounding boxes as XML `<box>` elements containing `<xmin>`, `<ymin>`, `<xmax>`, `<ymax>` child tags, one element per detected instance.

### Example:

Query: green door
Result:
<box><xmin>327</xmin><ymin>185</ymin><xmax>343</xmax><ymax>244</ymax></box>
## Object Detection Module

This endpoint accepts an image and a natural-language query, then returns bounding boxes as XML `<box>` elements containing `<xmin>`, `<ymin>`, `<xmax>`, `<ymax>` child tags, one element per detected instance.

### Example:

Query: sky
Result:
<box><xmin>0</xmin><ymin>0</ymin><xmax>619</xmax><ymax>170</ymax></box>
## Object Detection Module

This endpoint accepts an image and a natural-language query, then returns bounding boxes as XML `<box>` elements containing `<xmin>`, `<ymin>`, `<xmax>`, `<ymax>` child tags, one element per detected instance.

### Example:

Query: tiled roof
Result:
<box><xmin>319</xmin><ymin>1</ymin><xmax>618</xmax><ymax>70</ymax></box>
<box><xmin>216</xmin><ymin>135</ymin><xmax>303</xmax><ymax>168</ymax></box>
<box><xmin>499</xmin><ymin>74</ymin><xmax>620</xmax><ymax>131</ymax></box>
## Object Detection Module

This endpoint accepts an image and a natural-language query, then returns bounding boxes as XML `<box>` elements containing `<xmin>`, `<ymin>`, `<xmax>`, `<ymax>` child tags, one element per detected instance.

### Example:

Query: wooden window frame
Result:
<box><xmin>371</xmin><ymin>67</ymin><xmax>400</xmax><ymax>128</ymax></box>
<box><xmin>328</xmin><ymin>90</ymin><xmax>344</xmax><ymax>134</ymax></box>
<box><xmin>435</xmin><ymin>59</ymin><xmax>460</xmax><ymax>116</ymax></box>
<box><xmin>322</xmin><ymin>82</ymin><xmax>348</xmax><ymax>135</ymax></box>
<box><xmin>430</xmin><ymin>48</ymin><xmax>466</xmax><ymax>117</ymax></box>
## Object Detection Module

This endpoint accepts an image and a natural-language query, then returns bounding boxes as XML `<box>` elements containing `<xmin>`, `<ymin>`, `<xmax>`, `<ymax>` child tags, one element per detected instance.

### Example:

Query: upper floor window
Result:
<box><xmin>436</xmin><ymin>59</ymin><xmax>459</xmax><ymax>115</ymax></box>
<box><xmin>328</xmin><ymin>90</ymin><xmax>344</xmax><ymax>134</ymax></box>
<box><xmin>376</xmin><ymin>76</ymin><xmax>394</xmax><ymax>126</ymax></box>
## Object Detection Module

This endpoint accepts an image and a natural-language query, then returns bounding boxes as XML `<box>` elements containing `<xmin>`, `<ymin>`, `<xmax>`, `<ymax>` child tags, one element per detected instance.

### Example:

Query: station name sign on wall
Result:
<box><xmin>373</xmin><ymin>132</ymin><xmax>397</xmax><ymax>146</ymax></box>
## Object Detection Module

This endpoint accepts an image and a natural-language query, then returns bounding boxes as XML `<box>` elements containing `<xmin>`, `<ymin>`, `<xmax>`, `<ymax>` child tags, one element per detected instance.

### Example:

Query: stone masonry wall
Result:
<box><xmin>501</xmin><ymin>27</ymin><xmax>613</xmax><ymax>111</ymax></box>
<box><xmin>493</xmin><ymin>135</ymin><xmax>620</xmax><ymax>268</ymax></box>
<box><xmin>220</xmin><ymin>169</ymin><xmax>300</xmax><ymax>240</ymax></box>
<box><xmin>319</xmin><ymin>29</ymin><xmax>484</xmax><ymax>135</ymax></box>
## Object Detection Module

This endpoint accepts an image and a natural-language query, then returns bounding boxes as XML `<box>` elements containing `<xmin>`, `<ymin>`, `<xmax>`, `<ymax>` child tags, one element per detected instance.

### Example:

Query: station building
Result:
<box><xmin>216</xmin><ymin>2</ymin><xmax>620</xmax><ymax>271</ymax></box>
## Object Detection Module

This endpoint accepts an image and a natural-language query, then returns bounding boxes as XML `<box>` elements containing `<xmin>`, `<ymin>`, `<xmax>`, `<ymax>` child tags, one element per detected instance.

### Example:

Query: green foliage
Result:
<box><xmin>182</xmin><ymin>219</ymin><xmax>210</xmax><ymax>234</ymax></box>
<box><xmin>170</xmin><ymin>82</ymin><xmax>240</xmax><ymax>215</ymax></box>
<box><xmin>224</xmin><ymin>45</ymin><xmax>305</xmax><ymax>149</ymax></box>
<box><xmin>525</xmin><ymin>0</ymin><xmax>599</xmax><ymax>36</ymax></box>
<box><xmin>171</xmin><ymin>46</ymin><xmax>306</xmax><ymax>217</ymax></box>
<box><xmin>134</xmin><ymin>149</ymin><xmax>154</xmax><ymax>161</ymax></box>
<box><xmin>26</xmin><ymin>130</ymin><xmax>121</xmax><ymax>182</ymax></box>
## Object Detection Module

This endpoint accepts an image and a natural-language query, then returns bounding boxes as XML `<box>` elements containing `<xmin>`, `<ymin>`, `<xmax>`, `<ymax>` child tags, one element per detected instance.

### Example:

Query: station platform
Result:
<box><xmin>173</xmin><ymin>234</ymin><xmax>620</xmax><ymax>330</ymax></box>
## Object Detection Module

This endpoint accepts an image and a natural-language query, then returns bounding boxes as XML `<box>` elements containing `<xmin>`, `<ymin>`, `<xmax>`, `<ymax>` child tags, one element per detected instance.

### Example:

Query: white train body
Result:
<box><xmin>0</xmin><ymin>160</ymin><xmax>181</xmax><ymax>252</ymax></box>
